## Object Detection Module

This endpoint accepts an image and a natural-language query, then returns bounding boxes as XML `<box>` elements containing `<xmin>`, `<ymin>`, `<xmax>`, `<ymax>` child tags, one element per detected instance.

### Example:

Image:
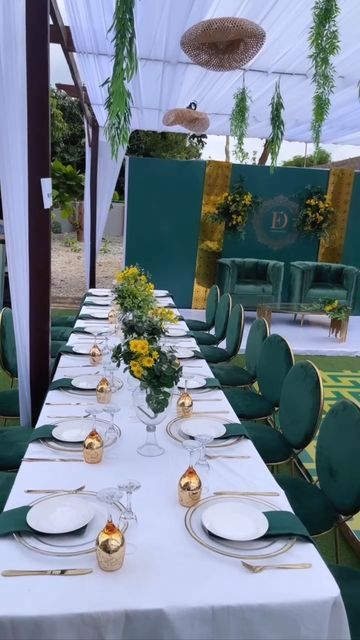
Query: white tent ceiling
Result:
<box><xmin>61</xmin><ymin>0</ymin><xmax>360</xmax><ymax>144</ymax></box>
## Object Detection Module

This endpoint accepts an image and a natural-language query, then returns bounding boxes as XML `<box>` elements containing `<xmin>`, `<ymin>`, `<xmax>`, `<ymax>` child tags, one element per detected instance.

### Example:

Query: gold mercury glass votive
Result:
<box><xmin>177</xmin><ymin>391</ymin><xmax>193</xmax><ymax>417</ymax></box>
<box><xmin>178</xmin><ymin>467</ymin><xmax>202</xmax><ymax>507</ymax></box>
<box><xmin>108</xmin><ymin>307</ymin><xmax>117</xmax><ymax>324</ymax></box>
<box><xmin>83</xmin><ymin>429</ymin><xmax>104</xmax><ymax>464</ymax></box>
<box><xmin>90</xmin><ymin>344</ymin><xmax>102</xmax><ymax>366</ymax></box>
<box><xmin>96</xmin><ymin>519</ymin><xmax>125</xmax><ymax>571</ymax></box>
<box><xmin>96</xmin><ymin>377</ymin><xmax>112</xmax><ymax>404</ymax></box>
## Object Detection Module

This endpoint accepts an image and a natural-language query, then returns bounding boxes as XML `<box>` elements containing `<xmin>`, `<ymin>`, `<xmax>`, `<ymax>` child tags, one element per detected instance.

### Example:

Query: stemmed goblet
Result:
<box><xmin>117</xmin><ymin>480</ymin><xmax>141</xmax><ymax>522</ymax></box>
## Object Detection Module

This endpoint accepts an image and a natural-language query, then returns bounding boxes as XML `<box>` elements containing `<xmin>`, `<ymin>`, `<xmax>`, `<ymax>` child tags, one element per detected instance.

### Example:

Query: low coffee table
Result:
<box><xmin>256</xmin><ymin>301</ymin><xmax>350</xmax><ymax>342</ymax></box>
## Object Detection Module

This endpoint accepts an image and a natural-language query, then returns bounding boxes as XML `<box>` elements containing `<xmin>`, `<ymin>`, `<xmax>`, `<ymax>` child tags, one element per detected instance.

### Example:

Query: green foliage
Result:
<box><xmin>127</xmin><ymin>130</ymin><xmax>203</xmax><ymax>160</ymax></box>
<box><xmin>209</xmin><ymin>180</ymin><xmax>261</xmax><ymax>236</ymax></box>
<box><xmin>99</xmin><ymin>237</ymin><xmax>111</xmax><ymax>254</ymax></box>
<box><xmin>269</xmin><ymin>81</ymin><xmax>285</xmax><ymax>172</ymax></box>
<box><xmin>296</xmin><ymin>186</ymin><xmax>336</xmax><ymax>239</ymax></box>
<box><xmin>51</xmin><ymin>219</ymin><xmax>62</xmax><ymax>235</ymax></box>
<box><xmin>50</xmin><ymin>88</ymin><xmax>85</xmax><ymax>170</ymax></box>
<box><xmin>51</xmin><ymin>160</ymin><xmax>84</xmax><ymax>227</ymax></box>
<box><xmin>282</xmin><ymin>148</ymin><xmax>332</xmax><ymax>167</ymax></box>
<box><xmin>230</xmin><ymin>82</ymin><xmax>251</xmax><ymax>162</ymax></box>
<box><xmin>103</xmin><ymin>0</ymin><xmax>137</xmax><ymax>158</ymax></box>
<box><xmin>63</xmin><ymin>236</ymin><xmax>81</xmax><ymax>253</ymax></box>
<box><xmin>309</xmin><ymin>0</ymin><xmax>340</xmax><ymax>158</ymax></box>
<box><xmin>122</xmin><ymin>313</ymin><xmax>165</xmax><ymax>342</ymax></box>
<box><xmin>318</xmin><ymin>298</ymin><xmax>350</xmax><ymax>320</ymax></box>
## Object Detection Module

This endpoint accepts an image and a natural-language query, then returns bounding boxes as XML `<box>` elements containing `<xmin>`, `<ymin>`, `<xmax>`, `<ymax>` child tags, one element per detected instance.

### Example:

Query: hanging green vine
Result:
<box><xmin>269</xmin><ymin>80</ymin><xmax>284</xmax><ymax>172</ymax></box>
<box><xmin>309</xmin><ymin>0</ymin><xmax>340</xmax><ymax>158</ymax></box>
<box><xmin>103</xmin><ymin>0</ymin><xmax>138</xmax><ymax>158</ymax></box>
<box><xmin>230</xmin><ymin>80</ymin><xmax>251</xmax><ymax>163</ymax></box>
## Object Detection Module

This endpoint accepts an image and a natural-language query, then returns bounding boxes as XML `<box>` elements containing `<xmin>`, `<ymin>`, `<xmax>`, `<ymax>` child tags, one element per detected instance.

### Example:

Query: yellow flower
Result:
<box><xmin>151</xmin><ymin>350</ymin><xmax>159</xmax><ymax>361</ymax></box>
<box><xmin>140</xmin><ymin>356</ymin><xmax>155</xmax><ymax>368</ymax></box>
<box><xmin>129</xmin><ymin>339</ymin><xmax>149</xmax><ymax>355</ymax></box>
<box><xmin>130</xmin><ymin>361</ymin><xmax>144</xmax><ymax>379</ymax></box>
<box><xmin>243</xmin><ymin>193</ymin><xmax>252</xmax><ymax>205</ymax></box>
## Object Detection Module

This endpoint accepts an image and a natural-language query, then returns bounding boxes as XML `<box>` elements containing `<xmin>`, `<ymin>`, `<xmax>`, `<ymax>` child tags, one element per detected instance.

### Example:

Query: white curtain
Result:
<box><xmin>0</xmin><ymin>1</ymin><xmax>31</xmax><ymax>425</ymax></box>
<box><xmin>83</xmin><ymin>125</ymin><xmax>124</xmax><ymax>287</ymax></box>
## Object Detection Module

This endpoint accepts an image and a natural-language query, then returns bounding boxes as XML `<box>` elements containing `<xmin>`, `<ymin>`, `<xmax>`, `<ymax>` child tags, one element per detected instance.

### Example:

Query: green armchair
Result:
<box><xmin>289</xmin><ymin>262</ymin><xmax>358</xmax><ymax>307</ymax></box>
<box><xmin>216</xmin><ymin>258</ymin><xmax>284</xmax><ymax>308</ymax></box>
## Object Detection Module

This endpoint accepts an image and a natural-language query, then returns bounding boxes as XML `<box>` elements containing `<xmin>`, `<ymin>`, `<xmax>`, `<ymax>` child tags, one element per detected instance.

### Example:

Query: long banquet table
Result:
<box><xmin>0</xmin><ymin>292</ymin><xmax>350</xmax><ymax>640</ymax></box>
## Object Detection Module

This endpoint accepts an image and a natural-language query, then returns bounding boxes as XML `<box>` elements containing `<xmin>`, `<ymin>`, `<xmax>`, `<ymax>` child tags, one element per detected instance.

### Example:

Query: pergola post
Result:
<box><xmin>26</xmin><ymin>0</ymin><xmax>51</xmax><ymax>423</ymax></box>
<box><xmin>89</xmin><ymin>119</ymin><xmax>99</xmax><ymax>288</ymax></box>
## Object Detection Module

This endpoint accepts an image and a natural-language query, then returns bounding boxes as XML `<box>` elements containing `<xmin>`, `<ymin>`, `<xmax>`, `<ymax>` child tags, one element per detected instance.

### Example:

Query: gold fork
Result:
<box><xmin>242</xmin><ymin>561</ymin><xmax>312</xmax><ymax>573</ymax></box>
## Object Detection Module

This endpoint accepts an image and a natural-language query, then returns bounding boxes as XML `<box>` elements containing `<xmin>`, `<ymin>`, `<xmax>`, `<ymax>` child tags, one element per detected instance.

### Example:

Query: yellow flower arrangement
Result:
<box><xmin>150</xmin><ymin>307</ymin><xmax>178</xmax><ymax>324</ymax></box>
<box><xmin>318</xmin><ymin>298</ymin><xmax>350</xmax><ymax>320</ymax></box>
<box><xmin>209</xmin><ymin>180</ymin><xmax>260</xmax><ymax>236</ymax></box>
<box><xmin>297</xmin><ymin>188</ymin><xmax>336</xmax><ymax>239</ymax></box>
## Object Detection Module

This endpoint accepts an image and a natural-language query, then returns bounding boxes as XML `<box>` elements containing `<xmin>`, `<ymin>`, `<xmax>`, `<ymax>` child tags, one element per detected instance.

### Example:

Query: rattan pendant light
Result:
<box><xmin>162</xmin><ymin>101</ymin><xmax>210</xmax><ymax>134</ymax></box>
<box><xmin>180</xmin><ymin>17</ymin><xmax>266</xmax><ymax>72</ymax></box>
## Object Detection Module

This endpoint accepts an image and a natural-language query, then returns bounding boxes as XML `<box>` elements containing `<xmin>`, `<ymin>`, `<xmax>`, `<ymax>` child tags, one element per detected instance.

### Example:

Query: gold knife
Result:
<box><xmin>22</xmin><ymin>457</ymin><xmax>84</xmax><ymax>462</ymax></box>
<box><xmin>213</xmin><ymin>491</ymin><xmax>280</xmax><ymax>496</ymax></box>
<box><xmin>2</xmin><ymin>569</ymin><xmax>93</xmax><ymax>577</ymax></box>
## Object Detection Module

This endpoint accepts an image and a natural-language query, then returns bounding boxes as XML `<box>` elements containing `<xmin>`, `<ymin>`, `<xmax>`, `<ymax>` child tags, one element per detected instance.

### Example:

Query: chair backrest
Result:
<box><xmin>214</xmin><ymin>293</ymin><xmax>232</xmax><ymax>341</ymax></box>
<box><xmin>234</xmin><ymin>259</ymin><xmax>269</xmax><ymax>282</ymax></box>
<box><xmin>279</xmin><ymin>361</ymin><xmax>323</xmax><ymax>451</ymax></box>
<box><xmin>257</xmin><ymin>334</ymin><xmax>294</xmax><ymax>406</ymax></box>
<box><xmin>205</xmin><ymin>285</ymin><xmax>220</xmax><ymax>328</ymax></box>
<box><xmin>0</xmin><ymin>307</ymin><xmax>18</xmax><ymax>379</ymax></box>
<box><xmin>314</xmin><ymin>263</ymin><xmax>343</xmax><ymax>284</ymax></box>
<box><xmin>244</xmin><ymin>318</ymin><xmax>269</xmax><ymax>378</ymax></box>
<box><xmin>316</xmin><ymin>399</ymin><xmax>360</xmax><ymax>516</ymax></box>
<box><xmin>225</xmin><ymin>304</ymin><xmax>244</xmax><ymax>357</ymax></box>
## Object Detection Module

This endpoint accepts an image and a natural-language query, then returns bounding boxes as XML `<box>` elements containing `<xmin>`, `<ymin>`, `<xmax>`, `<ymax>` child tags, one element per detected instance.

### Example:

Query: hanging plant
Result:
<box><xmin>103</xmin><ymin>0</ymin><xmax>138</xmax><ymax>158</ymax></box>
<box><xmin>268</xmin><ymin>81</ymin><xmax>284</xmax><ymax>172</ymax></box>
<box><xmin>309</xmin><ymin>0</ymin><xmax>340</xmax><ymax>158</ymax></box>
<box><xmin>230</xmin><ymin>80</ymin><xmax>251</xmax><ymax>163</ymax></box>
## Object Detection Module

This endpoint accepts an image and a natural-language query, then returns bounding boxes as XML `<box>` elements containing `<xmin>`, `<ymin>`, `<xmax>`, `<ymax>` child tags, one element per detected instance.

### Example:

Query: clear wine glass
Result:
<box><xmin>96</xmin><ymin>487</ymin><xmax>124</xmax><ymax>525</ymax></box>
<box><xmin>117</xmin><ymin>480</ymin><xmax>141</xmax><ymax>521</ymax></box>
<box><xmin>194</xmin><ymin>433</ymin><xmax>214</xmax><ymax>495</ymax></box>
<box><xmin>101</xmin><ymin>402</ymin><xmax>122</xmax><ymax>439</ymax></box>
<box><xmin>133</xmin><ymin>386</ymin><xmax>173</xmax><ymax>457</ymax></box>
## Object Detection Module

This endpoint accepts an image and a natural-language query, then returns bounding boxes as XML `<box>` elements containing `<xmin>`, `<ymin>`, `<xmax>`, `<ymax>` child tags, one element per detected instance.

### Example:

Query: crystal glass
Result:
<box><xmin>178</xmin><ymin>440</ymin><xmax>202</xmax><ymax>507</ymax></box>
<box><xmin>126</xmin><ymin>370</ymin><xmax>140</xmax><ymax>392</ymax></box>
<box><xmin>132</xmin><ymin>386</ymin><xmax>173</xmax><ymax>457</ymax></box>
<box><xmin>96</xmin><ymin>487</ymin><xmax>124</xmax><ymax>525</ymax></box>
<box><xmin>194</xmin><ymin>434</ymin><xmax>214</xmax><ymax>495</ymax></box>
<box><xmin>101</xmin><ymin>403</ymin><xmax>122</xmax><ymax>438</ymax></box>
<box><xmin>117</xmin><ymin>479</ymin><xmax>141</xmax><ymax>521</ymax></box>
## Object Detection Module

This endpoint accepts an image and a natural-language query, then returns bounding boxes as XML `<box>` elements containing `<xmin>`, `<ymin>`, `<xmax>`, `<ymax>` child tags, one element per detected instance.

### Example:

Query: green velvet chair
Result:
<box><xmin>51</xmin><ymin>313</ymin><xmax>77</xmax><ymax>328</ymax></box>
<box><xmin>0</xmin><ymin>471</ymin><xmax>16</xmax><ymax>512</ymax></box>
<box><xmin>190</xmin><ymin>293</ymin><xmax>231</xmax><ymax>346</ymax></box>
<box><xmin>0</xmin><ymin>307</ymin><xmax>18</xmax><ymax>384</ymax></box>
<box><xmin>329</xmin><ymin>564</ymin><xmax>360</xmax><ymax>639</ymax></box>
<box><xmin>276</xmin><ymin>399</ymin><xmax>360</xmax><ymax>562</ymax></box>
<box><xmin>243</xmin><ymin>361</ymin><xmax>323</xmax><ymax>467</ymax></box>
<box><xmin>224</xmin><ymin>334</ymin><xmax>294</xmax><ymax>421</ymax></box>
<box><xmin>210</xmin><ymin>317</ymin><xmax>269</xmax><ymax>388</ymax></box>
<box><xmin>216</xmin><ymin>258</ymin><xmax>284</xmax><ymax>308</ymax></box>
<box><xmin>184</xmin><ymin>285</ymin><xmax>219</xmax><ymax>332</ymax></box>
<box><xmin>289</xmin><ymin>262</ymin><xmax>359</xmax><ymax>307</ymax></box>
<box><xmin>0</xmin><ymin>426</ymin><xmax>34</xmax><ymax>470</ymax></box>
<box><xmin>199</xmin><ymin>304</ymin><xmax>245</xmax><ymax>364</ymax></box>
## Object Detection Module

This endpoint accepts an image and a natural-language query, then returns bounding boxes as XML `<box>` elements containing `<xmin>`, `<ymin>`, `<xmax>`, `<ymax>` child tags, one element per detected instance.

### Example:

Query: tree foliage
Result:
<box><xmin>127</xmin><ymin>130</ymin><xmax>204</xmax><ymax>160</ymax></box>
<box><xmin>50</xmin><ymin>88</ymin><xmax>85</xmax><ymax>171</ymax></box>
<box><xmin>282</xmin><ymin>148</ymin><xmax>331</xmax><ymax>167</ymax></box>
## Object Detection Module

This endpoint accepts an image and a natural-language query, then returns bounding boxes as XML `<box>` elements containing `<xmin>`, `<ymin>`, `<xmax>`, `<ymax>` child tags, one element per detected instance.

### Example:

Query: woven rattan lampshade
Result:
<box><xmin>180</xmin><ymin>17</ymin><xmax>266</xmax><ymax>71</ymax></box>
<box><xmin>162</xmin><ymin>108</ymin><xmax>210</xmax><ymax>134</ymax></box>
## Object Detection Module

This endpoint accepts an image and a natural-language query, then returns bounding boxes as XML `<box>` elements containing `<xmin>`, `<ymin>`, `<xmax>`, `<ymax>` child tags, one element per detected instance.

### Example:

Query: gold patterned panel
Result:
<box><xmin>192</xmin><ymin>160</ymin><xmax>232</xmax><ymax>308</ymax></box>
<box><xmin>318</xmin><ymin>168</ymin><xmax>354</xmax><ymax>263</ymax></box>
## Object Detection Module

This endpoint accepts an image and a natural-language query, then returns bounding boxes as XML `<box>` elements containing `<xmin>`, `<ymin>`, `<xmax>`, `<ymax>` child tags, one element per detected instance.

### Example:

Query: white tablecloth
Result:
<box><xmin>0</xmin><ymin>296</ymin><xmax>350</xmax><ymax>640</ymax></box>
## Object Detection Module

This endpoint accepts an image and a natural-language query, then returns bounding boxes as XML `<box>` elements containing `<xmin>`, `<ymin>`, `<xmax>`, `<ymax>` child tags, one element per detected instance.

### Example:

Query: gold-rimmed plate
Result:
<box><xmin>40</xmin><ymin>418</ymin><xmax>119</xmax><ymax>452</ymax></box>
<box><xmin>14</xmin><ymin>491</ymin><xmax>127</xmax><ymax>557</ymax></box>
<box><xmin>166</xmin><ymin>415</ymin><xmax>238</xmax><ymax>448</ymax></box>
<box><xmin>185</xmin><ymin>494</ymin><xmax>296</xmax><ymax>559</ymax></box>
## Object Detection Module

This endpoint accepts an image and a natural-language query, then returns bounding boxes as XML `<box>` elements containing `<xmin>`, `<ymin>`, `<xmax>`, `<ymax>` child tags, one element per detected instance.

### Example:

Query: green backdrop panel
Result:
<box><xmin>342</xmin><ymin>172</ymin><xmax>360</xmax><ymax>314</ymax></box>
<box><xmin>125</xmin><ymin>157</ymin><xmax>205</xmax><ymax>307</ymax></box>
<box><xmin>221</xmin><ymin>164</ymin><xmax>330</xmax><ymax>300</ymax></box>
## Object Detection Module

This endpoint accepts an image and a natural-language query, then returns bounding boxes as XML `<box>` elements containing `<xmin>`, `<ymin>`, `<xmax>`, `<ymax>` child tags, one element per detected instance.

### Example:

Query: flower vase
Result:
<box><xmin>132</xmin><ymin>386</ymin><xmax>173</xmax><ymax>457</ymax></box>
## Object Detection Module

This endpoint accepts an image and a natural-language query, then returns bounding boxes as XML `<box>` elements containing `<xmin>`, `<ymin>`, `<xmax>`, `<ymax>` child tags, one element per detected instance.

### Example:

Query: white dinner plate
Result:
<box><xmin>52</xmin><ymin>422</ymin><xmax>92</xmax><ymax>443</ymax></box>
<box><xmin>201</xmin><ymin>502</ymin><xmax>269</xmax><ymax>542</ymax></box>
<box><xmin>178</xmin><ymin>376</ymin><xmax>206</xmax><ymax>390</ymax></box>
<box><xmin>181</xmin><ymin>417</ymin><xmax>226</xmax><ymax>438</ymax></box>
<box><xmin>82</xmin><ymin>310</ymin><xmax>109</xmax><ymax>319</ymax></box>
<box><xmin>88</xmin><ymin>288</ymin><xmax>111</xmax><ymax>296</ymax></box>
<box><xmin>173</xmin><ymin>348</ymin><xmax>195</xmax><ymax>359</ymax></box>
<box><xmin>165</xmin><ymin>327</ymin><xmax>187</xmax><ymax>337</ymax></box>
<box><xmin>156</xmin><ymin>298</ymin><xmax>173</xmax><ymax>307</ymax></box>
<box><xmin>154</xmin><ymin>289</ymin><xmax>169</xmax><ymax>297</ymax></box>
<box><xmin>26</xmin><ymin>496</ymin><xmax>95</xmax><ymax>534</ymax></box>
<box><xmin>82</xmin><ymin>325</ymin><xmax>112</xmax><ymax>335</ymax></box>
<box><xmin>71</xmin><ymin>374</ymin><xmax>101</xmax><ymax>390</ymax></box>
<box><xmin>72</xmin><ymin>345</ymin><xmax>92</xmax><ymax>355</ymax></box>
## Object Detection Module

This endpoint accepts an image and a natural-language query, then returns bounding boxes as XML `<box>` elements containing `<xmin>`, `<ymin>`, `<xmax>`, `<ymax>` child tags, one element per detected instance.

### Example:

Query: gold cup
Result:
<box><xmin>90</xmin><ymin>343</ymin><xmax>102</xmax><ymax>366</ymax></box>
<box><xmin>96</xmin><ymin>377</ymin><xmax>112</xmax><ymax>404</ymax></box>
<box><xmin>108</xmin><ymin>307</ymin><xmax>117</xmax><ymax>324</ymax></box>
<box><xmin>83</xmin><ymin>428</ymin><xmax>104</xmax><ymax>464</ymax></box>
<box><xmin>177</xmin><ymin>391</ymin><xmax>193</xmax><ymax>418</ymax></box>
<box><xmin>96</xmin><ymin>519</ymin><xmax>125</xmax><ymax>571</ymax></box>
<box><xmin>178</xmin><ymin>467</ymin><xmax>202</xmax><ymax>507</ymax></box>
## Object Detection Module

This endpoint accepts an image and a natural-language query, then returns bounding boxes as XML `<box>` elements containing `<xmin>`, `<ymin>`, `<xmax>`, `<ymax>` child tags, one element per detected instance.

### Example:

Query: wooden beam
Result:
<box><xmin>26</xmin><ymin>0</ymin><xmax>51</xmax><ymax>423</ymax></box>
<box><xmin>89</xmin><ymin>120</ymin><xmax>99</xmax><ymax>288</ymax></box>
<box><xmin>55</xmin><ymin>82</ymin><xmax>91</xmax><ymax>106</ymax></box>
<box><xmin>50</xmin><ymin>23</ymin><xmax>75</xmax><ymax>51</ymax></box>
<box><xmin>50</xmin><ymin>0</ymin><xmax>93</xmax><ymax>126</ymax></box>
<box><xmin>258</xmin><ymin>140</ymin><xmax>271</xmax><ymax>165</ymax></box>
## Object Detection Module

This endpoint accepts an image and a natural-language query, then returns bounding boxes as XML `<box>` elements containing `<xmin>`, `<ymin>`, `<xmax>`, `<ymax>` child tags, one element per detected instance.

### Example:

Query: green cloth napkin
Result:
<box><xmin>79</xmin><ymin>313</ymin><xmax>109</xmax><ymax>320</ymax></box>
<box><xmin>216</xmin><ymin>422</ymin><xmax>250</xmax><ymax>439</ymax></box>
<box><xmin>28</xmin><ymin>424</ymin><xmax>56</xmax><ymax>442</ymax></box>
<box><xmin>263</xmin><ymin>511</ymin><xmax>312</xmax><ymax>542</ymax></box>
<box><xmin>59</xmin><ymin>345</ymin><xmax>89</xmax><ymax>356</ymax></box>
<box><xmin>190</xmin><ymin>350</ymin><xmax>205</xmax><ymax>359</ymax></box>
<box><xmin>71</xmin><ymin>327</ymin><xmax>88</xmax><ymax>334</ymax></box>
<box><xmin>0</xmin><ymin>505</ymin><xmax>86</xmax><ymax>536</ymax></box>
<box><xmin>49</xmin><ymin>377</ymin><xmax>89</xmax><ymax>392</ymax></box>
<box><xmin>83</xmin><ymin>301</ymin><xmax>110</xmax><ymax>307</ymax></box>
<box><xmin>204</xmin><ymin>377</ymin><xmax>221</xmax><ymax>389</ymax></box>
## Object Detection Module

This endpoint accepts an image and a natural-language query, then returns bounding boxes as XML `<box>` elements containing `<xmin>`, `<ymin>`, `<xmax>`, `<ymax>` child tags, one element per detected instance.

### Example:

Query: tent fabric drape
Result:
<box><xmin>63</xmin><ymin>0</ymin><xmax>360</xmax><ymax>144</ymax></box>
<box><xmin>83</xmin><ymin>125</ymin><xmax>124</xmax><ymax>287</ymax></box>
<box><xmin>0</xmin><ymin>1</ymin><xmax>31</xmax><ymax>425</ymax></box>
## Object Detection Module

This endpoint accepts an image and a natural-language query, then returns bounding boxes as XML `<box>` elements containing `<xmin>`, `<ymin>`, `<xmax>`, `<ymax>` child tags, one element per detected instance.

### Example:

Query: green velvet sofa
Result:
<box><xmin>216</xmin><ymin>258</ymin><xmax>284</xmax><ymax>309</ymax></box>
<box><xmin>289</xmin><ymin>262</ymin><xmax>359</xmax><ymax>307</ymax></box>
